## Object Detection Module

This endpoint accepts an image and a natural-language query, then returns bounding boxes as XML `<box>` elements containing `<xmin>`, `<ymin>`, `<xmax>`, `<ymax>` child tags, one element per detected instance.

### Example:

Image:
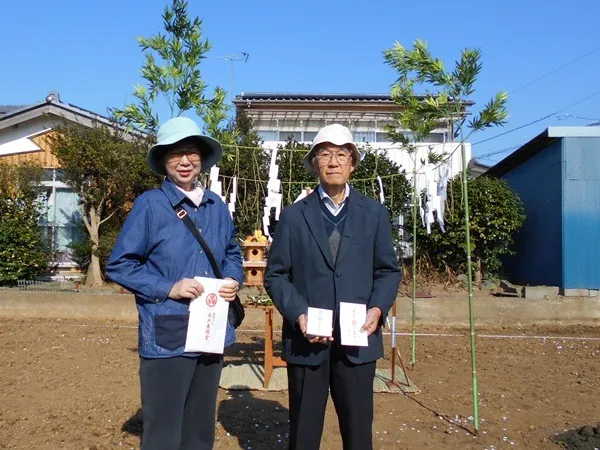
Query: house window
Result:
<box><xmin>38</xmin><ymin>185</ymin><xmax>83</xmax><ymax>266</ymax></box>
<box><xmin>375</xmin><ymin>132</ymin><xmax>393</xmax><ymax>143</ymax></box>
<box><xmin>43</xmin><ymin>170</ymin><xmax>55</xmax><ymax>182</ymax></box>
<box><xmin>279</xmin><ymin>131</ymin><xmax>300</xmax><ymax>142</ymax></box>
<box><xmin>354</xmin><ymin>131</ymin><xmax>376</xmax><ymax>143</ymax></box>
<box><xmin>43</xmin><ymin>169</ymin><xmax>66</xmax><ymax>182</ymax></box>
<box><xmin>256</xmin><ymin>130</ymin><xmax>279</xmax><ymax>142</ymax></box>
<box><xmin>302</xmin><ymin>131</ymin><xmax>318</xmax><ymax>142</ymax></box>
<box><xmin>422</xmin><ymin>133</ymin><xmax>444</xmax><ymax>143</ymax></box>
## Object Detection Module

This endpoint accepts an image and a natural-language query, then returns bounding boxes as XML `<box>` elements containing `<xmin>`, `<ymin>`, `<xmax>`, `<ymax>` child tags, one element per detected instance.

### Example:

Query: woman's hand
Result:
<box><xmin>168</xmin><ymin>278</ymin><xmax>204</xmax><ymax>300</ymax></box>
<box><xmin>219</xmin><ymin>277</ymin><xmax>239</xmax><ymax>302</ymax></box>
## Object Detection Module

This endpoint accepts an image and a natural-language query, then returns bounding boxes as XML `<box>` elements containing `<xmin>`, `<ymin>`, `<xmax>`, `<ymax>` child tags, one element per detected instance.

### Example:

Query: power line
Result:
<box><xmin>473</xmin><ymin>88</ymin><xmax>600</xmax><ymax>146</ymax></box>
<box><xmin>475</xmin><ymin>145</ymin><xmax>521</xmax><ymax>161</ymax></box>
<box><xmin>509</xmin><ymin>45</ymin><xmax>600</xmax><ymax>95</ymax></box>
<box><xmin>556</xmin><ymin>113</ymin><xmax>600</xmax><ymax>122</ymax></box>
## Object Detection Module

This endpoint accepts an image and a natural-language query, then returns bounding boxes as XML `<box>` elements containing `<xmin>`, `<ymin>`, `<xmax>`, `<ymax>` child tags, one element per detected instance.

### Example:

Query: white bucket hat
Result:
<box><xmin>147</xmin><ymin>116</ymin><xmax>223</xmax><ymax>176</ymax></box>
<box><xmin>303</xmin><ymin>124</ymin><xmax>361</xmax><ymax>173</ymax></box>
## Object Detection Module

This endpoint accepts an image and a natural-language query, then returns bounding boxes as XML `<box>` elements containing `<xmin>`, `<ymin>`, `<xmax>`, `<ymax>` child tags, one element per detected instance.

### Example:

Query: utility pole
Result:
<box><xmin>215</xmin><ymin>52</ymin><xmax>249</xmax><ymax>101</ymax></box>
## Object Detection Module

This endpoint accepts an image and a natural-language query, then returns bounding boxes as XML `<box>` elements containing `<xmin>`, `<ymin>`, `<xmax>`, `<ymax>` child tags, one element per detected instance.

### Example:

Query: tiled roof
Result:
<box><xmin>0</xmin><ymin>105</ymin><xmax>25</xmax><ymax>115</ymax></box>
<box><xmin>233</xmin><ymin>92</ymin><xmax>473</xmax><ymax>107</ymax></box>
<box><xmin>234</xmin><ymin>93</ymin><xmax>396</xmax><ymax>103</ymax></box>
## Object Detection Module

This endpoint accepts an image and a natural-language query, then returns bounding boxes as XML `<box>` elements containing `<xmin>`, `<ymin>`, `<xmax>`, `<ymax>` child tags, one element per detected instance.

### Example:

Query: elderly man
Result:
<box><xmin>264</xmin><ymin>124</ymin><xmax>401</xmax><ymax>450</ymax></box>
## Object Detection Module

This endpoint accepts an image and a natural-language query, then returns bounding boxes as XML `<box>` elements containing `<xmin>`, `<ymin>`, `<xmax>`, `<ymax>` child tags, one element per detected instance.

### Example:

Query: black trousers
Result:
<box><xmin>287</xmin><ymin>344</ymin><xmax>376</xmax><ymax>450</ymax></box>
<box><xmin>139</xmin><ymin>354</ymin><xmax>222</xmax><ymax>450</ymax></box>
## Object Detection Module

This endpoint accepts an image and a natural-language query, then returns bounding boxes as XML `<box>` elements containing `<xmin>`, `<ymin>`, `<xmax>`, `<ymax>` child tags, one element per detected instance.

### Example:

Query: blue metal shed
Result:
<box><xmin>487</xmin><ymin>127</ymin><xmax>600</xmax><ymax>290</ymax></box>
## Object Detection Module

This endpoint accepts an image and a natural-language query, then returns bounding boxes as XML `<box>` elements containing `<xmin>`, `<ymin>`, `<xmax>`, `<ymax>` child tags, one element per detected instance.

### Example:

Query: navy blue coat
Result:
<box><xmin>264</xmin><ymin>187</ymin><xmax>401</xmax><ymax>366</ymax></box>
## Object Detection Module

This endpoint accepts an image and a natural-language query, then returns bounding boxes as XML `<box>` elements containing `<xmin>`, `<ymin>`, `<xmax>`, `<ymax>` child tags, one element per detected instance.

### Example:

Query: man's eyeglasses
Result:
<box><xmin>316</xmin><ymin>151</ymin><xmax>351</xmax><ymax>165</ymax></box>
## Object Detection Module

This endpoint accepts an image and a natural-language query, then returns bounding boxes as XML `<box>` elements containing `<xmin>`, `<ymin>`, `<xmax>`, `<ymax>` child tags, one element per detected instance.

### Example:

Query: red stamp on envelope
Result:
<box><xmin>206</xmin><ymin>293</ymin><xmax>218</xmax><ymax>307</ymax></box>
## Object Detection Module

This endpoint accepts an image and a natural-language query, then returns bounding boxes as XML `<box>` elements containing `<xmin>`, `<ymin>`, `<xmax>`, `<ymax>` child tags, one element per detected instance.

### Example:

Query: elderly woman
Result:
<box><xmin>106</xmin><ymin>116</ymin><xmax>243</xmax><ymax>450</ymax></box>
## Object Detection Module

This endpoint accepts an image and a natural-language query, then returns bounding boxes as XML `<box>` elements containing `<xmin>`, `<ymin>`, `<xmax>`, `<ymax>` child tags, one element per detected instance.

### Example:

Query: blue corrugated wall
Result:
<box><xmin>562</xmin><ymin>137</ymin><xmax>600</xmax><ymax>289</ymax></box>
<box><xmin>502</xmin><ymin>140</ymin><xmax>562</xmax><ymax>286</ymax></box>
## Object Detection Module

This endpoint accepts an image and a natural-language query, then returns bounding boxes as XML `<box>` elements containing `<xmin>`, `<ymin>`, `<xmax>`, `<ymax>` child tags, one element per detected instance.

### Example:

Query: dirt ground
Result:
<box><xmin>0</xmin><ymin>317</ymin><xmax>598</xmax><ymax>450</ymax></box>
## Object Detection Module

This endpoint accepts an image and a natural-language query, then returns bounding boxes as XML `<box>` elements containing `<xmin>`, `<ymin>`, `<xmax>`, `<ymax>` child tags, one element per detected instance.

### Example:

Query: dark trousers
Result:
<box><xmin>139</xmin><ymin>354</ymin><xmax>223</xmax><ymax>450</ymax></box>
<box><xmin>287</xmin><ymin>344</ymin><xmax>376</xmax><ymax>450</ymax></box>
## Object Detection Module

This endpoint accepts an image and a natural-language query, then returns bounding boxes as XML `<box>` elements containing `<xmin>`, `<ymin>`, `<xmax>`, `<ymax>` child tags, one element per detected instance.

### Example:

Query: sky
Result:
<box><xmin>1</xmin><ymin>0</ymin><xmax>599</xmax><ymax>164</ymax></box>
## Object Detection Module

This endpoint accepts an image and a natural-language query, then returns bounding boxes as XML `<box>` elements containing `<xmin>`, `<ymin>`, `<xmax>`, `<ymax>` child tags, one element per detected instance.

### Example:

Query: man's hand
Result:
<box><xmin>219</xmin><ymin>277</ymin><xmax>239</xmax><ymax>302</ymax></box>
<box><xmin>168</xmin><ymin>278</ymin><xmax>204</xmax><ymax>300</ymax></box>
<box><xmin>298</xmin><ymin>314</ymin><xmax>334</xmax><ymax>344</ymax></box>
<box><xmin>360</xmin><ymin>307</ymin><xmax>382</xmax><ymax>336</ymax></box>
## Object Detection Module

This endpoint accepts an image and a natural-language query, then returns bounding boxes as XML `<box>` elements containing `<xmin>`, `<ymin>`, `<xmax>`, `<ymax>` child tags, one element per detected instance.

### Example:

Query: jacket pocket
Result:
<box><xmin>154</xmin><ymin>314</ymin><xmax>189</xmax><ymax>351</ymax></box>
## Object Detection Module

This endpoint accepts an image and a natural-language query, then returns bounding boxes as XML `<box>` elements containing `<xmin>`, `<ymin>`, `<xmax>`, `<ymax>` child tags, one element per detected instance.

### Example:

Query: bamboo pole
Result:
<box><xmin>460</xmin><ymin>142</ymin><xmax>479</xmax><ymax>433</ymax></box>
<box><xmin>390</xmin><ymin>300</ymin><xmax>397</xmax><ymax>383</ymax></box>
<box><xmin>411</xmin><ymin>153</ymin><xmax>417</xmax><ymax>368</ymax></box>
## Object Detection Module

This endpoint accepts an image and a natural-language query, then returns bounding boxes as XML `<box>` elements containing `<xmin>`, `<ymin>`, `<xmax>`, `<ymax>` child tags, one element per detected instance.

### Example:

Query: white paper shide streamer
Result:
<box><xmin>411</xmin><ymin>149</ymin><xmax>449</xmax><ymax>234</ymax></box>
<box><xmin>263</xmin><ymin>148</ymin><xmax>282</xmax><ymax>237</ymax></box>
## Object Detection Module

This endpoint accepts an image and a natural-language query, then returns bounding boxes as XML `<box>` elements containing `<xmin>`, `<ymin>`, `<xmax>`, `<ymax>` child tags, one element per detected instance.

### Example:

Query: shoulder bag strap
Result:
<box><xmin>174</xmin><ymin>206</ymin><xmax>223</xmax><ymax>279</ymax></box>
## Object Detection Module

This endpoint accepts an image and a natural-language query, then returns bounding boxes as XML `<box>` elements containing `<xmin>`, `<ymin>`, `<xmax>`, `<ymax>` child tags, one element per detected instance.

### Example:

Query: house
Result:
<box><xmin>233</xmin><ymin>92</ymin><xmax>473</xmax><ymax>180</ymax></box>
<box><xmin>487</xmin><ymin>126</ymin><xmax>600</xmax><ymax>293</ymax></box>
<box><xmin>0</xmin><ymin>91</ymin><xmax>120</xmax><ymax>267</ymax></box>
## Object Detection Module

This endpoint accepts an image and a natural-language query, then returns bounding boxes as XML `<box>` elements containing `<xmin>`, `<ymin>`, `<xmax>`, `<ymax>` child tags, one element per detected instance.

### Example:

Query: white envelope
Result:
<box><xmin>184</xmin><ymin>277</ymin><xmax>231</xmax><ymax>354</ymax></box>
<box><xmin>306</xmin><ymin>307</ymin><xmax>333</xmax><ymax>337</ymax></box>
<box><xmin>339</xmin><ymin>302</ymin><xmax>368</xmax><ymax>347</ymax></box>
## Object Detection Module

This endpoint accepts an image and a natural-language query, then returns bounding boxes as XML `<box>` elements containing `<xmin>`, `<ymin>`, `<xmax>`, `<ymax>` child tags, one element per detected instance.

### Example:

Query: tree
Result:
<box><xmin>384</xmin><ymin>39</ymin><xmax>509</xmax><ymax>432</ymax></box>
<box><xmin>112</xmin><ymin>0</ymin><xmax>236</xmax><ymax>153</ymax></box>
<box><xmin>49</xmin><ymin>124</ymin><xmax>159</xmax><ymax>286</ymax></box>
<box><xmin>384</xmin><ymin>39</ymin><xmax>510</xmax><ymax>279</ymax></box>
<box><xmin>417</xmin><ymin>174</ymin><xmax>525</xmax><ymax>279</ymax></box>
<box><xmin>0</xmin><ymin>162</ymin><xmax>50</xmax><ymax>285</ymax></box>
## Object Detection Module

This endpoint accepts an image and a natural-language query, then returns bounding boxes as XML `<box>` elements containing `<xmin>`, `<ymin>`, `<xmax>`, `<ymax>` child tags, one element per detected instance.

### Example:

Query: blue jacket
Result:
<box><xmin>106</xmin><ymin>179</ymin><xmax>243</xmax><ymax>358</ymax></box>
<box><xmin>264</xmin><ymin>187</ymin><xmax>401</xmax><ymax>366</ymax></box>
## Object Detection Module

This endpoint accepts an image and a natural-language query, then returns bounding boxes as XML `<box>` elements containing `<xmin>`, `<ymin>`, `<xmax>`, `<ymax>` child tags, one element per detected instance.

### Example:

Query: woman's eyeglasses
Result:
<box><xmin>166</xmin><ymin>150</ymin><xmax>201</xmax><ymax>163</ymax></box>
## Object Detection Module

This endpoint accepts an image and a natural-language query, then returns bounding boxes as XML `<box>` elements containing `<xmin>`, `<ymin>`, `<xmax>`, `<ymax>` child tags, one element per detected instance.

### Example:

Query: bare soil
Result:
<box><xmin>0</xmin><ymin>317</ymin><xmax>598</xmax><ymax>449</ymax></box>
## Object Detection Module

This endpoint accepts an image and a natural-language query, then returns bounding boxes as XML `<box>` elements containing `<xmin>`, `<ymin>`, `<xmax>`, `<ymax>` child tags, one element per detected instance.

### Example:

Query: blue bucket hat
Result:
<box><xmin>147</xmin><ymin>117</ymin><xmax>223</xmax><ymax>176</ymax></box>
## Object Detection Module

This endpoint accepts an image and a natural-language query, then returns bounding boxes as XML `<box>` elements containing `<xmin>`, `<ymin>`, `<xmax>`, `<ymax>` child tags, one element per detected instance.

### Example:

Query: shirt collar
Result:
<box><xmin>318</xmin><ymin>184</ymin><xmax>350</xmax><ymax>206</ymax></box>
<box><xmin>174</xmin><ymin>183</ymin><xmax>204</xmax><ymax>207</ymax></box>
<box><xmin>161</xmin><ymin>178</ymin><xmax>212</xmax><ymax>208</ymax></box>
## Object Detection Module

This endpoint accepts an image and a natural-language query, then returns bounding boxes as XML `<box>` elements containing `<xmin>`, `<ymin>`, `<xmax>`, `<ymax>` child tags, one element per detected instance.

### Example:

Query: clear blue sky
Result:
<box><xmin>2</xmin><ymin>0</ymin><xmax>599</xmax><ymax>163</ymax></box>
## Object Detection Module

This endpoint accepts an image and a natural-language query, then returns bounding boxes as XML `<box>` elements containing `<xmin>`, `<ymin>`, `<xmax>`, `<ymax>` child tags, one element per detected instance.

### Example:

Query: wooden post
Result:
<box><xmin>263</xmin><ymin>306</ymin><xmax>286</xmax><ymax>388</ymax></box>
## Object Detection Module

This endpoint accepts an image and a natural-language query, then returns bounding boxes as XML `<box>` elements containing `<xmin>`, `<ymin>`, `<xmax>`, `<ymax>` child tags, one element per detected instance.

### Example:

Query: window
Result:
<box><xmin>38</xmin><ymin>188</ymin><xmax>84</xmax><ymax>265</ymax></box>
<box><xmin>302</xmin><ymin>131</ymin><xmax>318</xmax><ymax>142</ymax></box>
<box><xmin>354</xmin><ymin>131</ymin><xmax>376</xmax><ymax>143</ymax></box>
<box><xmin>279</xmin><ymin>131</ymin><xmax>300</xmax><ymax>142</ymax></box>
<box><xmin>43</xmin><ymin>169</ymin><xmax>55</xmax><ymax>182</ymax></box>
<box><xmin>375</xmin><ymin>132</ymin><xmax>393</xmax><ymax>143</ymax></box>
<box><xmin>422</xmin><ymin>133</ymin><xmax>444</xmax><ymax>143</ymax></box>
<box><xmin>256</xmin><ymin>130</ymin><xmax>279</xmax><ymax>142</ymax></box>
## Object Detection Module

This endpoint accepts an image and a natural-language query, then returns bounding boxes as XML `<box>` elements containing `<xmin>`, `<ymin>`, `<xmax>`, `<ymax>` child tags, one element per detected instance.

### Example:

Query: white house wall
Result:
<box><xmin>0</xmin><ymin>135</ymin><xmax>42</xmax><ymax>156</ymax></box>
<box><xmin>0</xmin><ymin>115</ymin><xmax>64</xmax><ymax>148</ymax></box>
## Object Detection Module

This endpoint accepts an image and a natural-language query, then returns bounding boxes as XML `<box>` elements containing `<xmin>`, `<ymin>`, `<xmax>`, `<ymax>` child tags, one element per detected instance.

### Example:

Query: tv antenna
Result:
<box><xmin>215</xmin><ymin>52</ymin><xmax>250</xmax><ymax>100</ymax></box>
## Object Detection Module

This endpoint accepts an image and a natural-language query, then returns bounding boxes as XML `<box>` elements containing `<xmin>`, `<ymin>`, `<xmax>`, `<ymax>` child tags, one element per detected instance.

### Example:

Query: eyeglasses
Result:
<box><xmin>166</xmin><ymin>150</ymin><xmax>201</xmax><ymax>163</ymax></box>
<box><xmin>316</xmin><ymin>151</ymin><xmax>351</xmax><ymax>165</ymax></box>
